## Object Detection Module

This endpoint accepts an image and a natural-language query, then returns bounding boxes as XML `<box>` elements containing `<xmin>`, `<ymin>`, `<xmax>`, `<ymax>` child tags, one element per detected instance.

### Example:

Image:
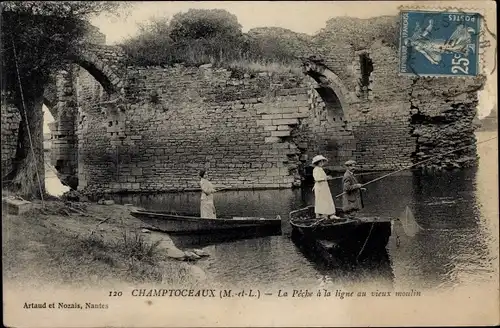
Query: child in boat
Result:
<box><xmin>342</xmin><ymin>160</ymin><xmax>366</xmax><ymax>215</ymax></box>
<box><xmin>199</xmin><ymin>169</ymin><xmax>217</xmax><ymax>219</ymax></box>
<box><xmin>312</xmin><ymin>155</ymin><xmax>340</xmax><ymax>220</ymax></box>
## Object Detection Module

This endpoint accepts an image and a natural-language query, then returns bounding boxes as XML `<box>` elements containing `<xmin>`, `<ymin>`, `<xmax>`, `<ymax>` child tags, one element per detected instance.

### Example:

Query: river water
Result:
<box><xmin>111</xmin><ymin>131</ymin><xmax>498</xmax><ymax>292</ymax></box>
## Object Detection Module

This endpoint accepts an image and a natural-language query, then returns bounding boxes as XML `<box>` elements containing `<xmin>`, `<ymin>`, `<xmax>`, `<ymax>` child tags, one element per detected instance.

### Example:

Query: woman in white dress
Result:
<box><xmin>312</xmin><ymin>155</ymin><xmax>337</xmax><ymax>219</ymax></box>
<box><xmin>199</xmin><ymin>169</ymin><xmax>217</xmax><ymax>219</ymax></box>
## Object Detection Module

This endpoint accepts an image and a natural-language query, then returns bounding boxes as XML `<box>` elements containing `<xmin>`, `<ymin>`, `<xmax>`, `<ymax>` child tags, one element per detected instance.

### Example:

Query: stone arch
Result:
<box><xmin>70</xmin><ymin>47</ymin><xmax>124</xmax><ymax>96</ymax></box>
<box><xmin>43</xmin><ymin>98</ymin><xmax>57</xmax><ymax>117</ymax></box>
<box><xmin>49</xmin><ymin>46</ymin><xmax>128</xmax><ymax>191</ymax></box>
<box><xmin>300</xmin><ymin>57</ymin><xmax>357</xmax><ymax>171</ymax></box>
<box><xmin>43</xmin><ymin>78</ymin><xmax>58</xmax><ymax>118</ymax></box>
<box><xmin>302</xmin><ymin>57</ymin><xmax>352</xmax><ymax>117</ymax></box>
<box><xmin>42</xmin><ymin>98</ymin><xmax>57</xmax><ymax>137</ymax></box>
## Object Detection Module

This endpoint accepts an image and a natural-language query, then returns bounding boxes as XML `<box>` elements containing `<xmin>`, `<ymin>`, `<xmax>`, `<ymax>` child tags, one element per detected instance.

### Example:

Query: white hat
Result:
<box><xmin>345</xmin><ymin>160</ymin><xmax>357</xmax><ymax>166</ymax></box>
<box><xmin>312</xmin><ymin>155</ymin><xmax>328</xmax><ymax>164</ymax></box>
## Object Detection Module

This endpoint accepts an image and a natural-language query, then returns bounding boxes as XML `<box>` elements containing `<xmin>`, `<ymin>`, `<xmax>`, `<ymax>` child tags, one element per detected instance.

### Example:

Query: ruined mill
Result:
<box><xmin>1</xmin><ymin>21</ymin><xmax>483</xmax><ymax>194</ymax></box>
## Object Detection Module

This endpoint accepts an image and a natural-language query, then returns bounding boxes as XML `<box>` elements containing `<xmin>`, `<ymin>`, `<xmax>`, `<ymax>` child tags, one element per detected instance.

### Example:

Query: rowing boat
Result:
<box><xmin>289</xmin><ymin>205</ymin><xmax>392</xmax><ymax>256</ymax></box>
<box><xmin>130</xmin><ymin>209</ymin><xmax>282</xmax><ymax>235</ymax></box>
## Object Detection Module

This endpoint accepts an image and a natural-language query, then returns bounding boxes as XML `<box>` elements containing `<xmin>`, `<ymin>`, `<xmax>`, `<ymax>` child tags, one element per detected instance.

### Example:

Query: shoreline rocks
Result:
<box><xmin>141</xmin><ymin>230</ymin><xmax>211</xmax><ymax>262</ymax></box>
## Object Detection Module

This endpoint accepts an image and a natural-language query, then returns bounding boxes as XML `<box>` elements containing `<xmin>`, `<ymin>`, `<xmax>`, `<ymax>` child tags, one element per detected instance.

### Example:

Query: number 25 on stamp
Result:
<box><xmin>399</xmin><ymin>10</ymin><xmax>481</xmax><ymax>77</ymax></box>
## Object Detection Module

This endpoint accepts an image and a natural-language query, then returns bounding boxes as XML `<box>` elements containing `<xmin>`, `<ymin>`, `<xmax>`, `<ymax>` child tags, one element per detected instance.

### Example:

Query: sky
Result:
<box><xmin>43</xmin><ymin>1</ymin><xmax>496</xmax><ymax>131</ymax></box>
<box><xmin>90</xmin><ymin>1</ymin><xmax>403</xmax><ymax>43</ymax></box>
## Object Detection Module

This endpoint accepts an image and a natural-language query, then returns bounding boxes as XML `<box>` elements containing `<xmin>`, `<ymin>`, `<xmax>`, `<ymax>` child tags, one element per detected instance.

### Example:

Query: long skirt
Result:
<box><xmin>314</xmin><ymin>181</ymin><xmax>336</xmax><ymax>215</ymax></box>
<box><xmin>200</xmin><ymin>199</ymin><xmax>216</xmax><ymax>219</ymax></box>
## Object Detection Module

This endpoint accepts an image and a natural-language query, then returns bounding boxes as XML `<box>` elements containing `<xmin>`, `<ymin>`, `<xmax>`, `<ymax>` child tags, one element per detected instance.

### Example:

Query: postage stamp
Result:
<box><xmin>399</xmin><ymin>10</ymin><xmax>482</xmax><ymax>77</ymax></box>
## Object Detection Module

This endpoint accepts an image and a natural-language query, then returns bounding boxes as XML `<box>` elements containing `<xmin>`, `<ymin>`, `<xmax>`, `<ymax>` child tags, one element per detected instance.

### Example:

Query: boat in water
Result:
<box><xmin>289</xmin><ymin>205</ymin><xmax>392</xmax><ymax>258</ymax></box>
<box><xmin>130</xmin><ymin>209</ymin><xmax>282</xmax><ymax>235</ymax></box>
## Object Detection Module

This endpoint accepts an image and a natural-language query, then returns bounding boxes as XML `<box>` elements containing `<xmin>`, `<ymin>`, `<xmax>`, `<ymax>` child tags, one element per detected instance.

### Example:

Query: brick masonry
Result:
<box><xmin>0</xmin><ymin>18</ymin><xmax>484</xmax><ymax>193</ymax></box>
<box><xmin>78</xmin><ymin>66</ymin><xmax>312</xmax><ymax>192</ymax></box>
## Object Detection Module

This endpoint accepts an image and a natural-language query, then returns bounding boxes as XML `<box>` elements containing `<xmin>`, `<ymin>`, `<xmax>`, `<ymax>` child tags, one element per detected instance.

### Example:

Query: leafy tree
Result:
<box><xmin>121</xmin><ymin>17</ymin><xmax>176</xmax><ymax>66</ymax></box>
<box><xmin>168</xmin><ymin>9</ymin><xmax>242</xmax><ymax>42</ymax></box>
<box><xmin>1</xmin><ymin>1</ymin><xmax>128</xmax><ymax>199</ymax></box>
<box><xmin>121</xmin><ymin>9</ymin><xmax>298</xmax><ymax>68</ymax></box>
<box><xmin>122</xmin><ymin>9</ymin><xmax>246</xmax><ymax>66</ymax></box>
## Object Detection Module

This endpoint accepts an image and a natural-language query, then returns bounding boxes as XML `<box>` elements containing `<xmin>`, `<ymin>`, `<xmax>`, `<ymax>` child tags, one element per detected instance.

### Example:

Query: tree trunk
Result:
<box><xmin>9</xmin><ymin>90</ymin><xmax>46</xmax><ymax>199</ymax></box>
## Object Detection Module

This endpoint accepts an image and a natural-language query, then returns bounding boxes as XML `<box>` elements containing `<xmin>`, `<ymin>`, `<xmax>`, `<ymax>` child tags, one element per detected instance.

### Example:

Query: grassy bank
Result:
<box><xmin>2</xmin><ymin>199</ymin><xmax>199</xmax><ymax>289</ymax></box>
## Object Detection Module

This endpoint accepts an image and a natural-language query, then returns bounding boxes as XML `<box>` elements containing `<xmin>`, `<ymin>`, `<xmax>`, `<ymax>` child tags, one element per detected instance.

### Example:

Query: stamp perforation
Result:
<box><xmin>398</xmin><ymin>5</ymin><xmax>486</xmax><ymax>15</ymax></box>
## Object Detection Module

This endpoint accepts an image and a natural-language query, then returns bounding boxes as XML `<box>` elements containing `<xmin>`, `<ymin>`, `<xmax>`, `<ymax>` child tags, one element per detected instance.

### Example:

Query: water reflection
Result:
<box><xmin>291</xmin><ymin>232</ymin><xmax>395</xmax><ymax>289</ymax></box>
<box><xmin>170</xmin><ymin>229</ymin><xmax>281</xmax><ymax>250</ymax></box>
<box><xmin>113</xmin><ymin>132</ymin><xmax>498</xmax><ymax>291</ymax></box>
<box><xmin>388</xmin><ymin>168</ymin><xmax>492</xmax><ymax>290</ymax></box>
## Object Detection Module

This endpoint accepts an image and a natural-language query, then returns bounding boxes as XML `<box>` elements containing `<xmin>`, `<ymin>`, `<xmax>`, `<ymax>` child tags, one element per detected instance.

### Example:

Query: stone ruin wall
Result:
<box><xmin>293</xmin><ymin>37</ymin><xmax>481</xmax><ymax>173</ymax></box>
<box><xmin>291</xmin><ymin>40</ymin><xmax>417</xmax><ymax>172</ymax></box>
<box><xmin>409</xmin><ymin>77</ymin><xmax>483</xmax><ymax>170</ymax></box>
<box><xmin>78</xmin><ymin>66</ymin><xmax>314</xmax><ymax>193</ymax></box>
<box><xmin>75</xmin><ymin>54</ymin><xmax>481</xmax><ymax>194</ymax></box>
<box><xmin>1</xmin><ymin>18</ymin><xmax>483</xmax><ymax>192</ymax></box>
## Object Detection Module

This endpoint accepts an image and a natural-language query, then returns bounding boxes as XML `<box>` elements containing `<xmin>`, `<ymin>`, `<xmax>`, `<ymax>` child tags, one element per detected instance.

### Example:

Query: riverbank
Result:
<box><xmin>2</xmin><ymin>197</ymin><xmax>210</xmax><ymax>289</ymax></box>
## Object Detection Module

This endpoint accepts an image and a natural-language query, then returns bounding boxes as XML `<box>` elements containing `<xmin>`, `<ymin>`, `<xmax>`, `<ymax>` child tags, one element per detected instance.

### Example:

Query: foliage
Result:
<box><xmin>169</xmin><ymin>9</ymin><xmax>242</xmax><ymax>42</ymax></box>
<box><xmin>119</xmin><ymin>231</ymin><xmax>162</xmax><ymax>264</ymax></box>
<box><xmin>246</xmin><ymin>27</ymin><xmax>314</xmax><ymax>63</ymax></box>
<box><xmin>2</xmin><ymin>205</ymin><xmax>195</xmax><ymax>286</ymax></box>
<box><xmin>121</xmin><ymin>9</ymin><xmax>301</xmax><ymax>70</ymax></box>
<box><xmin>1</xmin><ymin>1</ymin><xmax>127</xmax><ymax>101</ymax></box>
<box><xmin>1</xmin><ymin>1</ymin><xmax>127</xmax><ymax>17</ymax></box>
<box><xmin>1</xmin><ymin>1</ymin><xmax>128</xmax><ymax>198</ymax></box>
<box><xmin>317</xmin><ymin>16</ymin><xmax>400</xmax><ymax>50</ymax></box>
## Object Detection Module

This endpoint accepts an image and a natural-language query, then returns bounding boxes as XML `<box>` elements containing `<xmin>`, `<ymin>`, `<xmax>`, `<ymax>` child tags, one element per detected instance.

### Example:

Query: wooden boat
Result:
<box><xmin>130</xmin><ymin>209</ymin><xmax>282</xmax><ymax>235</ymax></box>
<box><xmin>289</xmin><ymin>205</ymin><xmax>392</xmax><ymax>257</ymax></box>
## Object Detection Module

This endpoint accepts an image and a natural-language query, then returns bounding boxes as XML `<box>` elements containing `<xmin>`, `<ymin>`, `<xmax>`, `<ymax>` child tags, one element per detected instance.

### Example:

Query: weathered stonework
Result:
<box><xmin>1</xmin><ymin>19</ymin><xmax>485</xmax><ymax>193</ymax></box>
<box><xmin>298</xmin><ymin>39</ymin><xmax>417</xmax><ymax>172</ymax></box>
<box><xmin>77</xmin><ymin>66</ymin><xmax>312</xmax><ymax>192</ymax></box>
<box><xmin>409</xmin><ymin>77</ymin><xmax>484</xmax><ymax>170</ymax></box>
<box><xmin>45</xmin><ymin>40</ymin><xmax>128</xmax><ymax>188</ymax></box>
<box><xmin>49</xmin><ymin>67</ymin><xmax>79</xmax><ymax>189</ymax></box>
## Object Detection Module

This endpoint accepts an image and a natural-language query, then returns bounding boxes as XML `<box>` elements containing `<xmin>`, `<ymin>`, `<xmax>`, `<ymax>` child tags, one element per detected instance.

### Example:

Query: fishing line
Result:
<box><xmin>215</xmin><ymin>178</ymin><xmax>261</xmax><ymax>192</ymax></box>
<box><xmin>335</xmin><ymin>135</ymin><xmax>498</xmax><ymax>199</ymax></box>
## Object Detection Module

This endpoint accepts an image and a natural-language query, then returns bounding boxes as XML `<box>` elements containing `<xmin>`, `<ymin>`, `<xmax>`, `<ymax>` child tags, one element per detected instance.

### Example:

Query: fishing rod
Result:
<box><xmin>327</xmin><ymin>171</ymin><xmax>384</xmax><ymax>181</ymax></box>
<box><xmin>215</xmin><ymin>178</ymin><xmax>261</xmax><ymax>192</ymax></box>
<box><xmin>334</xmin><ymin>136</ymin><xmax>498</xmax><ymax>199</ymax></box>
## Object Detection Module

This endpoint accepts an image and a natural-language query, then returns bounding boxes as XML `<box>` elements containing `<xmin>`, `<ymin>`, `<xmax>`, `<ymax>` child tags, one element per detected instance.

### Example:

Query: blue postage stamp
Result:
<box><xmin>399</xmin><ymin>10</ymin><xmax>481</xmax><ymax>77</ymax></box>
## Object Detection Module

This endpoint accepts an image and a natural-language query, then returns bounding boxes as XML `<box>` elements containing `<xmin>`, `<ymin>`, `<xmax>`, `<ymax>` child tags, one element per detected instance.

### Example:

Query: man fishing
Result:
<box><xmin>342</xmin><ymin>160</ymin><xmax>366</xmax><ymax>215</ymax></box>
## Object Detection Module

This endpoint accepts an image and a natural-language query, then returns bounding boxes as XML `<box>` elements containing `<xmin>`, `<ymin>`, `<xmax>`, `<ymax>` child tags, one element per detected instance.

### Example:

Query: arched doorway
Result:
<box><xmin>47</xmin><ymin>49</ymin><xmax>124</xmax><ymax>191</ymax></box>
<box><xmin>42</xmin><ymin>102</ymin><xmax>71</xmax><ymax>196</ymax></box>
<box><xmin>301</xmin><ymin>57</ymin><xmax>356</xmax><ymax>172</ymax></box>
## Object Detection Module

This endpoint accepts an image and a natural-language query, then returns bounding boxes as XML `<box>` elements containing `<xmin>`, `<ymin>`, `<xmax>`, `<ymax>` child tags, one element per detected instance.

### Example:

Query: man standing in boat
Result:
<box><xmin>312</xmin><ymin>155</ymin><xmax>340</xmax><ymax>220</ymax></box>
<box><xmin>342</xmin><ymin>160</ymin><xmax>366</xmax><ymax>215</ymax></box>
<box><xmin>199</xmin><ymin>169</ymin><xmax>217</xmax><ymax>219</ymax></box>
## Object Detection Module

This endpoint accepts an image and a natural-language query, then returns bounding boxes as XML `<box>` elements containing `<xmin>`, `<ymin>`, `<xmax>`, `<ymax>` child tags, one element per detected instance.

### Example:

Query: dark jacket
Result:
<box><xmin>342</xmin><ymin>170</ymin><xmax>363</xmax><ymax>212</ymax></box>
